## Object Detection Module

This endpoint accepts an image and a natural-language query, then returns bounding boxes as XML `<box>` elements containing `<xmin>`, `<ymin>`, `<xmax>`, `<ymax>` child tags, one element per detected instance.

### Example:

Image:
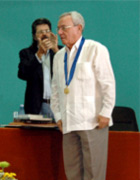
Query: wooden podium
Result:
<box><xmin>0</xmin><ymin>127</ymin><xmax>139</xmax><ymax>180</ymax></box>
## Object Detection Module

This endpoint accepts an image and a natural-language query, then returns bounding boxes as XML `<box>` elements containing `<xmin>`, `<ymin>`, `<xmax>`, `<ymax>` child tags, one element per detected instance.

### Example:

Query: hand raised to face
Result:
<box><xmin>37</xmin><ymin>32</ymin><xmax>58</xmax><ymax>54</ymax></box>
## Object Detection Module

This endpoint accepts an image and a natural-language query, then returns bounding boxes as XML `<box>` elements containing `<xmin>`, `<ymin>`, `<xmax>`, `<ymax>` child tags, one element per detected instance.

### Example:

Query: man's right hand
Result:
<box><xmin>57</xmin><ymin>120</ymin><xmax>63</xmax><ymax>133</ymax></box>
<box><xmin>36</xmin><ymin>37</ymin><xmax>49</xmax><ymax>59</ymax></box>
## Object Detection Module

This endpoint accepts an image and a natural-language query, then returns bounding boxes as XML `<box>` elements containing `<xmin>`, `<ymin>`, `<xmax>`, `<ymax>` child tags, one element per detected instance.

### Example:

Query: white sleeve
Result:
<box><xmin>94</xmin><ymin>44</ymin><xmax>116</xmax><ymax>118</ymax></box>
<box><xmin>50</xmin><ymin>55</ymin><xmax>62</xmax><ymax>122</ymax></box>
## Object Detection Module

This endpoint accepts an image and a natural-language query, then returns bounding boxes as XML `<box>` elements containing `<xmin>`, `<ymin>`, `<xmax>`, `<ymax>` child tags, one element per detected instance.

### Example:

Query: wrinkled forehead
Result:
<box><xmin>58</xmin><ymin>15</ymin><xmax>73</xmax><ymax>26</ymax></box>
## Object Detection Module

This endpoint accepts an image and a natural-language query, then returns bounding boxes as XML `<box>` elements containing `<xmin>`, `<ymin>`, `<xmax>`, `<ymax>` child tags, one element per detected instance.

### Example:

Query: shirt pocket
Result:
<box><xmin>76</xmin><ymin>62</ymin><xmax>93</xmax><ymax>80</ymax></box>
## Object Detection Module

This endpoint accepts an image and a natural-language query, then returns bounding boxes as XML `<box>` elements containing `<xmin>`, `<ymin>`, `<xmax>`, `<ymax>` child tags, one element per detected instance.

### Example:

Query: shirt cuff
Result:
<box><xmin>99</xmin><ymin>107</ymin><xmax>114</xmax><ymax>118</ymax></box>
<box><xmin>35</xmin><ymin>53</ymin><xmax>42</xmax><ymax>63</ymax></box>
<box><xmin>54</xmin><ymin>112</ymin><xmax>62</xmax><ymax>123</ymax></box>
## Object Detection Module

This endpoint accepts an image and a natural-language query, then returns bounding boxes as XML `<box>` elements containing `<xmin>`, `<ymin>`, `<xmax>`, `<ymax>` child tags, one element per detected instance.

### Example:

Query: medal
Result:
<box><xmin>64</xmin><ymin>37</ymin><xmax>85</xmax><ymax>95</ymax></box>
<box><xmin>64</xmin><ymin>86</ymin><xmax>69</xmax><ymax>94</ymax></box>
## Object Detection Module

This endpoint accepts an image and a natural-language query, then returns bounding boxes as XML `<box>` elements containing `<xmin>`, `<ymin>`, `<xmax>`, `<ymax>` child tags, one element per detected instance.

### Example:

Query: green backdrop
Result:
<box><xmin>0</xmin><ymin>1</ymin><xmax>139</xmax><ymax>130</ymax></box>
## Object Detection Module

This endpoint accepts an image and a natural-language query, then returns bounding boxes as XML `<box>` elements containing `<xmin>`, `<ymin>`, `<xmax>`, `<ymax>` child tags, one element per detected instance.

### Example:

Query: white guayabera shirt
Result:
<box><xmin>51</xmin><ymin>37</ymin><xmax>116</xmax><ymax>134</ymax></box>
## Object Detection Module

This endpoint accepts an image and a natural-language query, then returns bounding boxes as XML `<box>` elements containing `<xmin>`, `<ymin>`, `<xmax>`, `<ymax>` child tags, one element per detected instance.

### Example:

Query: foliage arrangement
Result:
<box><xmin>0</xmin><ymin>162</ymin><xmax>17</xmax><ymax>180</ymax></box>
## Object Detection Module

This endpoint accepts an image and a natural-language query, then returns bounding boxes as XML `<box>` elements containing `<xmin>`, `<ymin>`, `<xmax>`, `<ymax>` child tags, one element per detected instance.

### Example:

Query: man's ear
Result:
<box><xmin>78</xmin><ymin>24</ymin><xmax>83</xmax><ymax>32</ymax></box>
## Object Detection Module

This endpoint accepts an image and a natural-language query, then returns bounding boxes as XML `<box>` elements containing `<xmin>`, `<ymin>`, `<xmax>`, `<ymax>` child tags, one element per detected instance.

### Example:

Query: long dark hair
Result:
<box><xmin>30</xmin><ymin>18</ymin><xmax>52</xmax><ymax>49</ymax></box>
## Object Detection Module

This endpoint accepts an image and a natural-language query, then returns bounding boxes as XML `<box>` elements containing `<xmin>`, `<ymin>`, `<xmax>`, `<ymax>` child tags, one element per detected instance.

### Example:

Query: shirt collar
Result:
<box><xmin>65</xmin><ymin>36</ymin><xmax>82</xmax><ymax>53</ymax></box>
<box><xmin>74</xmin><ymin>36</ymin><xmax>83</xmax><ymax>50</ymax></box>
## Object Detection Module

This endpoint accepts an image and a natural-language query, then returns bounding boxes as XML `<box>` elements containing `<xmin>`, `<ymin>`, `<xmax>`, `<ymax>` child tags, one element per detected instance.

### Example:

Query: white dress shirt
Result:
<box><xmin>51</xmin><ymin>38</ymin><xmax>116</xmax><ymax>134</ymax></box>
<box><xmin>36</xmin><ymin>51</ymin><xmax>51</xmax><ymax>100</ymax></box>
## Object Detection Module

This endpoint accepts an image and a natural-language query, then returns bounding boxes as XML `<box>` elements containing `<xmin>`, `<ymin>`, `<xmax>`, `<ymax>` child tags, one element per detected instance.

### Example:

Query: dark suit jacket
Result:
<box><xmin>18</xmin><ymin>45</ymin><xmax>62</xmax><ymax>114</ymax></box>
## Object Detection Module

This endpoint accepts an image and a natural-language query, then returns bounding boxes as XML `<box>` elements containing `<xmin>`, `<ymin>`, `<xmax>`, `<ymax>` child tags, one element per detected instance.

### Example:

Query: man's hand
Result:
<box><xmin>57</xmin><ymin>120</ymin><xmax>63</xmax><ymax>133</ymax></box>
<box><xmin>97</xmin><ymin>115</ymin><xmax>110</xmax><ymax>129</ymax></box>
<box><xmin>49</xmin><ymin>32</ymin><xmax>59</xmax><ymax>53</ymax></box>
<box><xmin>36</xmin><ymin>33</ymin><xmax>59</xmax><ymax>59</ymax></box>
<box><xmin>39</xmin><ymin>32</ymin><xmax>58</xmax><ymax>53</ymax></box>
<box><xmin>36</xmin><ymin>37</ymin><xmax>49</xmax><ymax>59</ymax></box>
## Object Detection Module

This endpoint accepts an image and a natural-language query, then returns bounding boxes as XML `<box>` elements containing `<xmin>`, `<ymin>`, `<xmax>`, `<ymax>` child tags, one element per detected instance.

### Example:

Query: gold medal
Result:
<box><xmin>64</xmin><ymin>87</ymin><xmax>69</xmax><ymax>94</ymax></box>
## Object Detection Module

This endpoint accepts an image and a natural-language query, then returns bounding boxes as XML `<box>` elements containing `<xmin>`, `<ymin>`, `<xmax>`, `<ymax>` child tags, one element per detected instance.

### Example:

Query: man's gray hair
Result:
<box><xmin>59</xmin><ymin>11</ymin><xmax>85</xmax><ymax>31</ymax></box>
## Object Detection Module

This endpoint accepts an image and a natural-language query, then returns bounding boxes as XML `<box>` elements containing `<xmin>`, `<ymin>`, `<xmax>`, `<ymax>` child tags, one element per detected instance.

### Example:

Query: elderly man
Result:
<box><xmin>51</xmin><ymin>11</ymin><xmax>115</xmax><ymax>180</ymax></box>
<box><xmin>18</xmin><ymin>18</ymin><xmax>62</xmax><ymax>116</ymax></box>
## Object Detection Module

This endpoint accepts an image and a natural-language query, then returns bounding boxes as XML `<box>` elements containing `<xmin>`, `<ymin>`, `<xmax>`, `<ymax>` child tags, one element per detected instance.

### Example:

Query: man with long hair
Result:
<box><xmin>18</xmin><ymin>18</ymin><xmax>62</xmax><ymax>116</ymax></box>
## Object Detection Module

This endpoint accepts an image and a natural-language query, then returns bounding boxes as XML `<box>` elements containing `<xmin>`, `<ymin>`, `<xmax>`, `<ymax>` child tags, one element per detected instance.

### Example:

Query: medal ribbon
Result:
<box><xmin>64</xmin><ymin>37</ymin><xmax>85</xmax><ymax>86</ymax></box>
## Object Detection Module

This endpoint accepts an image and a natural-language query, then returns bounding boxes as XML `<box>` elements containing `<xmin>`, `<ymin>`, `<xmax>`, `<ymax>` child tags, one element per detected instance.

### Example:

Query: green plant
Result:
<box><xmin>0</xmin><ymin>162</ymin><xmax>17</xmax><ymax>180</ymax></box>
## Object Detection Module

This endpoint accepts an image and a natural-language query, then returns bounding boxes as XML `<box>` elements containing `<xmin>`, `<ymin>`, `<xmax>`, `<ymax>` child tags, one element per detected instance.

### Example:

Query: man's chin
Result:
<box><xmin>61</xmin><ymin>39</ymin><xmax>66</xmax><ymax>45</ymax></box>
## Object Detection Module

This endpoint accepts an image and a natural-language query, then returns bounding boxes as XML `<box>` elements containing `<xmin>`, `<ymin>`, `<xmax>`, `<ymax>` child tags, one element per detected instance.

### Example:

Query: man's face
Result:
<box><xmin>57</xmin><ymin>15</ymin><xmax>82</xmax><ymax>49</ymax></box>
<box><xmin>34</xmin><ymin>24</ymin><xmax>51</xmax><ymax>42</ymax></box>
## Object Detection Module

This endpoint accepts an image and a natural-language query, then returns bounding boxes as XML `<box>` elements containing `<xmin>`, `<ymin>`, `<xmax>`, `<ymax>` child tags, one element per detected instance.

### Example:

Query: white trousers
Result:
<box><xmin>63</xmin><ymin>127</ymin><xmax>109</xmax><ymax>180</ymax></box>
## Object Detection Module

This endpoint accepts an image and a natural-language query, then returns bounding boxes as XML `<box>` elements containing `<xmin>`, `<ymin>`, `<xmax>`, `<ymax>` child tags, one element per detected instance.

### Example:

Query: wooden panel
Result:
<box><xmin>0</xmin><ymin>128</ymin><xmax>139</xmax><ymax>180</ymax></box>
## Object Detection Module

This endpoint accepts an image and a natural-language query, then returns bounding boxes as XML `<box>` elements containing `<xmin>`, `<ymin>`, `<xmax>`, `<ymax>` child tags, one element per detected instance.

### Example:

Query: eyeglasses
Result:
<box><xmin>57</xmin><ymin>25</ymin><xmax>74</xmax><ymax>32</ymax></box>
<box><xmin>36</xmin><ymin>29</ymin><xmax>51</xmax><ymax>35</ymax></box>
